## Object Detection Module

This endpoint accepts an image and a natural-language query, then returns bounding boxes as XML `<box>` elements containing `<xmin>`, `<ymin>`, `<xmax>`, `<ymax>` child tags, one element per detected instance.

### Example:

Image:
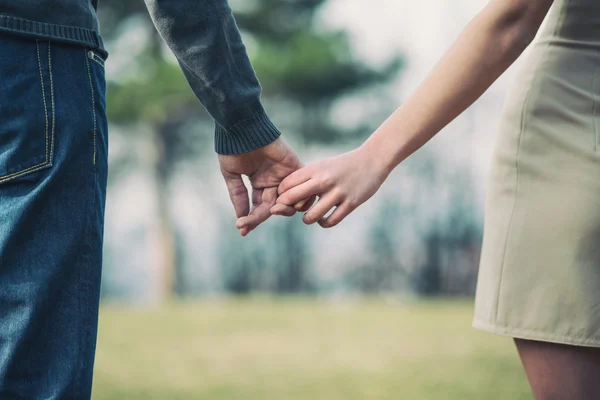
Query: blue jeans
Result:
<box><xmin>0</xmin><ymin>35</ymin><xmax>108</xmax><ymax>399</ymax></box>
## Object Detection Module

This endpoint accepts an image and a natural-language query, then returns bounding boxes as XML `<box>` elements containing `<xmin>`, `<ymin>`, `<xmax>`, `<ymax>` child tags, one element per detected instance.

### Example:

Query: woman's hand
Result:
<box><xmin>270</xmin><ymin>146</ymin><xmax>391</xmax><ymax>228</ymax></box>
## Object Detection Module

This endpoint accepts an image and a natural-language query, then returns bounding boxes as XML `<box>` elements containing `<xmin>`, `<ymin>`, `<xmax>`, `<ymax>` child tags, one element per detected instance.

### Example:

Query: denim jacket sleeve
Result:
<box><xmin>143</xmin><ymin>0</ymin><xmax>281</xmax><ymax>155</ymax></box>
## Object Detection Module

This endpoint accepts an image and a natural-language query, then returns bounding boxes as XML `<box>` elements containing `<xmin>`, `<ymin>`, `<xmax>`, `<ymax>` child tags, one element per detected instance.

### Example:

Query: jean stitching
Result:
<box><xmin>38</xmin><ymin>40</ymin><xmax>49</xmax><ymax>161</ymax></box>
<box><xmin>0</xmin><ymin>40</ymin><xmax>51</xmax><ymax>183</ymax></box>
<box><xmin>48</xmin><ymin>41</ymin><xmax>55</xmax><ymax>161</ymax></box>
<box><xmin>90</xmin><ymin>54</ymin><xmax>104</xmax><ymax>68</ymax></box>
<box><xmin>91</xmin><ymin>57</ymin><xmax>104</xmax><ymax>68</ymax></box>
<box><xmin>0</xmin><ymin>164</ymin><xmax>52</xmax><ymax>183</ymax></box>
<box><xmin>85</xmin><ymin>51</ymin><xmax>97</xmax><ymax>165</ymax></box>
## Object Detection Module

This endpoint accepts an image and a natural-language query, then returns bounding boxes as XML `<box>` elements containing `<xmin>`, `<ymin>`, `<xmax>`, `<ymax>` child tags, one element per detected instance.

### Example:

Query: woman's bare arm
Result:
<box><xmin>365</xmin><ymin>0</ymin><xmax>554</xmax><ymax>171</ymax></box>
<box><xmin>270</xmin><ymin>0</ymin><xmax>555</xmax><ymax>229</ymax></box>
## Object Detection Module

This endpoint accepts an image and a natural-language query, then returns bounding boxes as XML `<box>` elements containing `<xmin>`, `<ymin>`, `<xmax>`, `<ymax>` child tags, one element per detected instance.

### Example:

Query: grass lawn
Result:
<box><xmin>92</xmin><ymin>298</ymin><xmax>531</xmax><ymax>399</ymax></box>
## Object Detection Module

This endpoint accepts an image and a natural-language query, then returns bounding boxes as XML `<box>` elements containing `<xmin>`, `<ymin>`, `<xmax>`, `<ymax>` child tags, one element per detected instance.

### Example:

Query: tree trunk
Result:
<box><xmin>156</xmin><ymin>181</ymin><xmax>176</xmax><ymax>300</ymax></box>
<box><xmin>152</xmin><ymin>128</ymin><xmax>177</xmax><ymax>301</ymax></box>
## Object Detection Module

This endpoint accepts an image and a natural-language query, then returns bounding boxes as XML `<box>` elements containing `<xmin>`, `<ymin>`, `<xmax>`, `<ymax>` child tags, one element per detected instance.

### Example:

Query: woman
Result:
<box><xmin>262</xmin><ymin>0</ymin><xmax>600</xmax><ymax>397</ymax></box>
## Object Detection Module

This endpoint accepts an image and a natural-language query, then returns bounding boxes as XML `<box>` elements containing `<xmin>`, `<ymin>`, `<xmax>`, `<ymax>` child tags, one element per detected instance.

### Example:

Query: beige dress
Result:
<box><xmin>473</xmin><ymin>0</ymin><xmax>600</xmax><ymax>347</ymax></box>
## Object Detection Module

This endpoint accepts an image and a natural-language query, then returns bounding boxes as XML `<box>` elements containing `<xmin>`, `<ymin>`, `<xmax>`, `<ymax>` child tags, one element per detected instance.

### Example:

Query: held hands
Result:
<box><xmin>271</xmin><ymin>147</ymin><xmax>389</xmax><ymax>228</ymax></box>
<box><xmin>227</xmin><ymin>142</ymin><xmax>390</xmax><ymax>235</ymax></box>
<box><xmin>271</xmin><ymin>146</ymin><xmax>390</xmax><ymax>228</ymax></box>
<box><xmin>219</xmin><ymin>137</ymin><xmax>314</xmax><ymax>237</ymax></box>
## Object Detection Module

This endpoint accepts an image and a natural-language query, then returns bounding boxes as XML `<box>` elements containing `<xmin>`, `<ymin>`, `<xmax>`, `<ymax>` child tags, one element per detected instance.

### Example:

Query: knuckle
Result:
<box><xmin>331</xmin><ymin>189</ymin><xmax>346</xmax><ymax>201</ymax></box>
<box><xmin>346</xmin><ymin>198</ymin><xmax>358</xmax><ymax>209</ymax></box>
<box><xmin>319</xmin><ymin>173</ymin><xmax>334</xmax><ymax>189</ymax></box>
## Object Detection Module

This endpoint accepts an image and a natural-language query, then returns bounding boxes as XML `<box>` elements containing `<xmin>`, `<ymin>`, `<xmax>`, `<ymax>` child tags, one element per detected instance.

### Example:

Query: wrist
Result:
<box><xmin>214</xmin><ymin>109</ymin><xmax>281</xmax><ymax>155</ymax></box>
<box><xmin>359</xmin><ymin>135</ymin><xmax>398</xmax><ymax>178</ymax></box>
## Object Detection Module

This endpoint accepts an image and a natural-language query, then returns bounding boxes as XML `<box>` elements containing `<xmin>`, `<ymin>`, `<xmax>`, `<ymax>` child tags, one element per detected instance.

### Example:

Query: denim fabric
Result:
<box><xmin>0</xmin><ymin>0</ymin><xmax>282</xmax><ymax>155</ymax></box>
<box><xmin>0</xmin><ymin>2</ymin><xmax>103</xmax><ymax>52</ymax></box>
<box><xmin>0</xmin><ymin>35</ymin><xmax>108</xmax><ymax>399</ymax></box>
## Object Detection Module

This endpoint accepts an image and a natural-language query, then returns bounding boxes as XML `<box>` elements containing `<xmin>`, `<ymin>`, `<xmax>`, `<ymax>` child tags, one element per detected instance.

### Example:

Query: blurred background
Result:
<box><xmin>92</xmin><ymin>0</ymin><xmax>532</xmax><ymax>399</ymax></box>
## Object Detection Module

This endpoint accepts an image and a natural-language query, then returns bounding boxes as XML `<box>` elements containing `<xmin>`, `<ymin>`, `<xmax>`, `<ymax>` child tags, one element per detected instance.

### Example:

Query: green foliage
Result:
<box><xmin>96</xmin><ymin>0</ymin><xmax>149</xmax><ymax>35</ymax></box>
<box><xmin>99</xmin><ymin>0</ymin><xmax>404</xmax><ymax>145</ymax></box>
<box><xmin>233</xmin><ymin>0</ymin><xmax>328</xmax><ymax>42</ymax></box>
<box><xmin>106</xmin><ymin>53</ymin><xmax>196</xmax><ymax>125</ymax></box>
<box><xmin>253</xmin><ymin>31</ymin><xmax>402</xmax><ymax>103</ymax></box>
<box><xmin>237</xmin><ymin>0</ymin><xmax>404</xmax><ymax>143</ymax></box>
<box><xmin>97</xmin><ymin>0</ymin><xmax>405</xmax><ymax>299</ymax></box>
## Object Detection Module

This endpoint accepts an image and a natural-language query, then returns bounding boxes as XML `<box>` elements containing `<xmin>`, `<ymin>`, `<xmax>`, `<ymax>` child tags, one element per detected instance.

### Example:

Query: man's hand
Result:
<box><xmin>219</xmin><ymin>137</ymin><xmax>312</xmax><ymax>236</ymax></box>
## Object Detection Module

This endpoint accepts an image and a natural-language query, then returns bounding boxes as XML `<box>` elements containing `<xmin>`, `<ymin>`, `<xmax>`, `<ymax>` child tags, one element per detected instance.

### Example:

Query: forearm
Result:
<box><xmin>363</xmin><ymin>0</ymin><xmax>553</xmax><ymax>172</ymax></box>
<box><xmin>144</xmin><ymin>0</ymin><xmax>280</xmax><ymax>154</ymax></box>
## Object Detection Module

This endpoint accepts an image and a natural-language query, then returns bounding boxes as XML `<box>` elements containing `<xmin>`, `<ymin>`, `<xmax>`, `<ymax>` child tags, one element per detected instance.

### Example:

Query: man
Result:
<box><xmin>0</xmin><ymin>1</ymin><xmax>300</xmax><ymax>398</ymax></box>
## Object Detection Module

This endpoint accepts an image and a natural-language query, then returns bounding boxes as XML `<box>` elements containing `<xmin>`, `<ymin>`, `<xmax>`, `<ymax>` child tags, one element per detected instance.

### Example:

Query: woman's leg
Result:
<box><xmin>515</xmin><ymin>338</ymin><xmax>600</xmax><ymax>399</ymax></box>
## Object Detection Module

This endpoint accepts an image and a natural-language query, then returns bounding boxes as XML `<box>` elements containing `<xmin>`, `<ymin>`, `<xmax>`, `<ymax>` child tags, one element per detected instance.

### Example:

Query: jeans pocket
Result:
<box><xmin>0</xmin><ymin>38</ymin><xmax>55</xmax><ymax>185</ymax></box>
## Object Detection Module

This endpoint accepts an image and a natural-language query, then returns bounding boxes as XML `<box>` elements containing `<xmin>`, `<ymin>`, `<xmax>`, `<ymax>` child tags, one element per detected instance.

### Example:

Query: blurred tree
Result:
<box><xmin>415</xmin><ymin>228</ymin><xmax>443</xmax><ymax>295</ymax></box>
<box><xmin>98</xmin><ymin>1</ymin><xmax>207</xmax><ymax>300</ymax></box>
<box><xmin>235</xmin><ymin>0</ymin><xmax>403</xmax><ymax>292</ymax></box>
<box><xmin>220</xmin><ymin>217</ymin><xmax>313</xmax><ymax>294</ymax></box>
<box><xmin>345</xmin><ymin>199</ymin><xmax>408</xmax><ymax>293</ymax></box>
<box><xmin>97</xmin><ymin>0</ymin><xmax>404</xmax><ymax>299</ymax></box>
<box><xmin>439</xmin><ymin>168</ymin><xmax>482</xmax><ymax>295</ymax></box>
<box><xmin>272</xmin><ymin>219</ymin><xmax>313</xmax><ymax>293</ymax></box>
<box><xmin>220</xmin><ymin>226</ymin><xmax>267</xmax><ymax>294</ymax></box>
<box><xmin>237</xmin><ymin>0</ymin><xmax>403</xmax><ymax>143</ymax></box>
<box><xmin>411</xmin><ymin>159</ymin><xmax>482</xmax><ymax>296</ymax></box>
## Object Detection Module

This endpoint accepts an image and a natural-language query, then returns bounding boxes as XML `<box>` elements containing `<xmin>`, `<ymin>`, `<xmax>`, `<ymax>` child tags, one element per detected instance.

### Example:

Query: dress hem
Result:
<box><xmin>472</xmin><ymin>318</ymin><xmax>600</xmax><ymax>348</ymax></box>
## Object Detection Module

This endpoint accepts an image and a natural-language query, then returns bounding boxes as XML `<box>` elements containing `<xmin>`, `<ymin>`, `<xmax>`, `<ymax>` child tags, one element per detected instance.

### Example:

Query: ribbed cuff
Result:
<box><xmin>214</xmin><ymin>109</ymin><xmax>282</xmax><ymax>155</ymax></box>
